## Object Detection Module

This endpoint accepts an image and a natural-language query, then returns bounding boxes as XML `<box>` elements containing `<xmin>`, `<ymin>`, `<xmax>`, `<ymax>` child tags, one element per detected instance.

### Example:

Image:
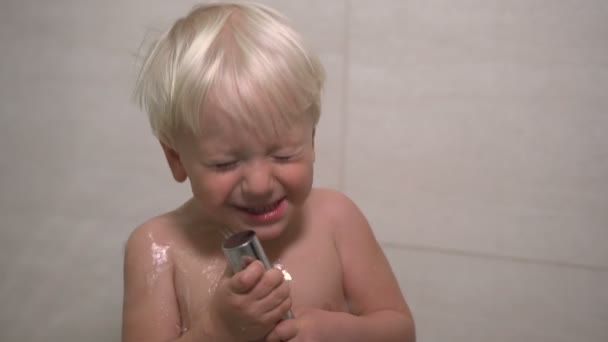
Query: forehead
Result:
<box><xmin>196</xmin><ymin>106</ymin><xmax>312</xmax><ymax>149</ymax></box>
<box><xmin>199</xmin><ymin>97</ymin><xmax>311</xmax><ymax>141</ymax></box>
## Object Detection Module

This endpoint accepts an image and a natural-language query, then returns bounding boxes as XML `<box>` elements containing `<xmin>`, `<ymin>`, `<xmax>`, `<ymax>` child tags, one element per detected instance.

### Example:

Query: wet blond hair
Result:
<box><xmin>134</xmin><ymin>2</ymin><xmax>326</xmax><ymax>148</ymax></box>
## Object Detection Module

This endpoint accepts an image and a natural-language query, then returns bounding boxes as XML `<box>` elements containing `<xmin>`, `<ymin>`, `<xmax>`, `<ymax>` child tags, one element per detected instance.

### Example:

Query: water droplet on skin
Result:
<box><xmin>175</xmin><ymin>324</ymin><xmax>189</xmax><ymax>336</ymax></box>
<box><xmin>273</xmin><ymin>263</ymin><xmax>293</xmax><ymax>281</ymax></box>
<box><xmin>145</xmin><ymin>233</ymin><xmax>170</xmax><ymax>288</ymax></box>
<box><xmin>205</xmin><ymin>258</ymin><xmax>224</xmax><ymax>294</ymax></box>
<box><xmin>151</xmin><ymin>243</ymin><xmax>169</xmax><ymax>267</ymax></box>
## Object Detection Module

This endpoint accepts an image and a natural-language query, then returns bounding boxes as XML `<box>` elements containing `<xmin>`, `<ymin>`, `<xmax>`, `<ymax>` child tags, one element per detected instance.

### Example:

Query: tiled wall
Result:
<box><xmin>1</xmin><ymin>1</ymin><xmax>606</xmax><ymax>341</ymax></box>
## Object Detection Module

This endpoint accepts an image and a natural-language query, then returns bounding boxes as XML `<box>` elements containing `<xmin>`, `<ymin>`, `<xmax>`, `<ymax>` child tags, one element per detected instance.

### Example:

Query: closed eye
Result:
<box><xmin>211</xmin><ymin>161</ymin><xmax>239</xmax><ymax>171</ymax></box>
<box><xmin>273</xmin><ymin>155</ymin><xmax>295</xmax><ymax>162</ymax></box>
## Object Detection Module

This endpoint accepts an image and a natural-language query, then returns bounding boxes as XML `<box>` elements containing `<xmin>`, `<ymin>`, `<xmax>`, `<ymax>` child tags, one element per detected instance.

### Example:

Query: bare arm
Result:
<box><xmin>122</xmin><ymin>223</ymin><xmax>182</xmax><ymax>342</ymax></box>
<box><xmin>333</xmin><ymin>191</ymin><xmax>415</xmax><ymax>341</ymax></box>
<box><xmin>267</xmin><ymin>190</ymin><xmax>415</xmax><ymax>342</ymax></box>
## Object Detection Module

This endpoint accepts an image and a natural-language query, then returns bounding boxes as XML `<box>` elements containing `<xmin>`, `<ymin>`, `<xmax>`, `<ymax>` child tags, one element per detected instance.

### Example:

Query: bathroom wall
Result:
<box><xmin>1</xmin><ymin>0</ymin><xmax>606</xmax><ymax>341</ymax></box>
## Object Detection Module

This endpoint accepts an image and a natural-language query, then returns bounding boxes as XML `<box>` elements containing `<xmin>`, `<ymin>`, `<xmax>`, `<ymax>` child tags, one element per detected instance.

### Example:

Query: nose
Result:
<box><xmin>241</xmin><ymin>160</ymin><xmax>274</xmax><ymax>198</ymax></box>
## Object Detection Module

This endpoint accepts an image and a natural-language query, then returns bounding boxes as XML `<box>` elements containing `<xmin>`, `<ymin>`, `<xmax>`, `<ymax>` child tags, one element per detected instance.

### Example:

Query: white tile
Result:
<box><xmin>0</xmin><ymin>0</ymin><xmax>191</xmax><ymax>219</ymax></box>
<box><xmin>0</xmin><ymin>213</ymin><xmax>125</xmax><ymax>342</ymax></box>
<box><xmin>253</xmin><ymin>0</ymin><xmax>346</xmax><ymax>54</ymax></box>
<box><xmin>345</xmin><ymin>0</ymin><xmax>608</xmax><ymax>268</ymax></box>
<box><xmin>385</xmin><ymin>246</ymin><xmax>608</xmax><ymax>342</ymax></box>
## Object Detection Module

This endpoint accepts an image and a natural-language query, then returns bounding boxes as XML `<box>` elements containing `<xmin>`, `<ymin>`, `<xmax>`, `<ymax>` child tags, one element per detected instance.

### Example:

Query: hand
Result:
<box><xmin>208</xmin><ymin>260</ymin><xmax>293</xmax><ymax>341</ymax></box>
<box><xmin>265</xmin><ymin>308</ymin><xmax>334</xmax><ymax>342</ymax></box>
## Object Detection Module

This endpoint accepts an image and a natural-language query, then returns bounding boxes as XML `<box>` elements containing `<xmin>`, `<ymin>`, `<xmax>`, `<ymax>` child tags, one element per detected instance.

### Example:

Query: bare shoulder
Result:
<box><xmin>124</xmin><ymin>213</ymin><xmax>179</xmax><ymax>263</ymax></box>
<box><xmin>306</xmin><ymin>188</ymin><xmax>369</xmax><ymax>232</ymax></box>
<box><xmin>122</xmin><ymin>212</ymin><xmax>184</xmax><ymax>341</ymax></box>
<box><xmin>307</xmin><ymin>187</ymin><xmax>354</xmax><ymax>204</ymax></box>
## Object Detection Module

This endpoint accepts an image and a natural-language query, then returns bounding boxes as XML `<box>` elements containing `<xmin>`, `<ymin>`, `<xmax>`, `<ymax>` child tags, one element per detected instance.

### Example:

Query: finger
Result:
<box><xmin>265</xmin><ymin>332</ymin><xmax>281</xmax><ymax>342</ymax></box>
<box><xmin>258</xmin><ymin>293</ymin><xmax>292</xmax><ymax>327</ymax></box>
<box><xmin>264</xmin><ymin>329</ymin><xmax>283</xmax><ymax>342</ymax></box>
<box><xmin>222</xmin><ymin>257</ymin><xmax>255</xmax><ymax>277</ymax></box>
<box><xmin>230</xmin><ymin>260</ymin><xmax>265</xmax><ymax>294</ymax></box>
<box><xmin>266</xmin><ymin>316</ymin><xmax>297</xmax><ymax>342</ymax></box>
<box><xmin>256</xmin><ymin>279</ymin><xmax>290</xmax><ymax>313</ymax></box>
<box><xmin>240</xmin><ymin>255</ymin><xmax>255</xmax><ymax>267</ymax></box>
<box><xmin>251</xmin><ymin>267</ymin><xmax>285</xmax><ymax>300</ymax></box>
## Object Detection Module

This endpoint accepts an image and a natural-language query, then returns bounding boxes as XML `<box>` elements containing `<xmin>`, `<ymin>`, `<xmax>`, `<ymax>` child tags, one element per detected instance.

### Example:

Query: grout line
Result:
<box><xmin>379</xmin><ymin>240</ymin><xmax>608</xmax><ymax>272</ymax></box>
<box><xmin>337</xmin><ymin>0</ymin><xmax>351</xmax><ymax>192</ymax></box>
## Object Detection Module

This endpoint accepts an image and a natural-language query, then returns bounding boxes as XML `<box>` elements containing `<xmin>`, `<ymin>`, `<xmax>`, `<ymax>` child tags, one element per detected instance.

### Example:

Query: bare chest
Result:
<box><xmin>172</xmin><ymin>238</ymin><xmax>347</xmax><ymax>330</ymax></box>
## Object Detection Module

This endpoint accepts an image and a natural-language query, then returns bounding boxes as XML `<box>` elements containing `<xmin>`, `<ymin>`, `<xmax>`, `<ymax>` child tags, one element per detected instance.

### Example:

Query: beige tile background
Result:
<box><xmin>1</xmin><ymin>0</ymin><xmax>606</xmax><ymax>341</ymax></box>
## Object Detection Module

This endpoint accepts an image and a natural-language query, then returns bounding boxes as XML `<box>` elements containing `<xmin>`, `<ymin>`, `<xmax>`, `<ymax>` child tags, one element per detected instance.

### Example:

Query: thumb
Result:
<box><xmin>230</xmin><ymin>260</ymin><xmax>265</xmax><ymax>294</ymax></box>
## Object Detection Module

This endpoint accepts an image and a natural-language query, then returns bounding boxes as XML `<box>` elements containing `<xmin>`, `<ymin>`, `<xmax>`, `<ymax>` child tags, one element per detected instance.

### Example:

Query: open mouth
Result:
<box><xmin>236</xmin><ymin>197</ymin><xmax>285</xmax><ymax>215</ymax></box>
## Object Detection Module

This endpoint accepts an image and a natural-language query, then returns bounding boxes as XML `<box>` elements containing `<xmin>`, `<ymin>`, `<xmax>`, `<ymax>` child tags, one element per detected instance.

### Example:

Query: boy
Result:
<box><xmin>123</xmin><ymin>2</ymin><xmax>415</xmax><ymax>341</ymax></box>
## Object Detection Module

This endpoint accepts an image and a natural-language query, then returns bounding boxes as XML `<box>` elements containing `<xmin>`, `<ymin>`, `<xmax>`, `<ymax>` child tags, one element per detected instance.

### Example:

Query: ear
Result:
<box><xmin>311</xmin><ymin>127</ymin><xmax>316</xmax><ymax>162</ymax></box>
<box><xmin>160</xmin><ymin>142</ymin><xmax>188</xmax><ymax>183</ymax></box>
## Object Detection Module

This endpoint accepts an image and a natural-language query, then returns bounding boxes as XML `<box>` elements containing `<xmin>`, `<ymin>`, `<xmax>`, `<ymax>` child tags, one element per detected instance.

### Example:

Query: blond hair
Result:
<box><xmin>134</xmin><ymin>2</ymin><xmax>326</xmax><ymax>147</ymax></box>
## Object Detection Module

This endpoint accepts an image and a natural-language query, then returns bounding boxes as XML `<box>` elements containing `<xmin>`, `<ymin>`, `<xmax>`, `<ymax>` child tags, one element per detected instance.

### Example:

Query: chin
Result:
<box><xmin>248</xmin><ymin>221</ymin><xmax>289</xmax><ymax>241</ymax></box>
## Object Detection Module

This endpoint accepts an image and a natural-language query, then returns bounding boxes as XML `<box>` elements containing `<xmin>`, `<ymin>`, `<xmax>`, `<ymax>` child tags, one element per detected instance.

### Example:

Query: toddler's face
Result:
<box><xmin>176</xmin><ymin>111</ymin><xmax>315</xmax><ymax>241</ymax></box>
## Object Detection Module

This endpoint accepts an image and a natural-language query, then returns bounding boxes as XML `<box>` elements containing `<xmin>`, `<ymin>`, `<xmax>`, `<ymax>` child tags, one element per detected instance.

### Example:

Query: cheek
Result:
<box><xmin>282</xmin><ymin>162</ymin><xmax>314</xmax><ymax>196</ymax></box>
<box><xmin>301</xmin><ymin>163</ymin><xmax>314</xmax><ymax>188</ymax></box>
<box><xmin>188</xmin><ymin>172</ymin><xmax>238</xmax><ymax>204</ymax></box>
